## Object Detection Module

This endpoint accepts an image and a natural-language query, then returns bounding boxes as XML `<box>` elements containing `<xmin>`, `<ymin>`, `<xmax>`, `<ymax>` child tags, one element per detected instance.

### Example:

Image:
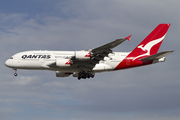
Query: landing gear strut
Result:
<box><xmin>78</xmin><ymin>71</ymin><xmax>95</xmax><ymax>80</ymax></box>
<box><xmin>14</xmin><ymin>69</ymin><xmax>18</xmax><ymax>76</ymax></box>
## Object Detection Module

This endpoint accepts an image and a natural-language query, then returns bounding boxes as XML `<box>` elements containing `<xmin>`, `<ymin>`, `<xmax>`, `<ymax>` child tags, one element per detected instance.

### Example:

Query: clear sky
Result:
<box><xmin>0</xmin><ymin>0</ymin><xmax>180</xmax><ymax>120</ymax></box>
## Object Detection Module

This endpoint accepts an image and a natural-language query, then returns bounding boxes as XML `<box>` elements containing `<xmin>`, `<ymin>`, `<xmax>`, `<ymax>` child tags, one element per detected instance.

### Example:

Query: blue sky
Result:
<box><xmin>0</xmin><ymin>0</ymin><xmax>180</xmax><ymax>120</ymax></box>
<box><xmin>0</xmin><ymin>0</ymin><xmax>56</xmax><ymax>14</ymax></box>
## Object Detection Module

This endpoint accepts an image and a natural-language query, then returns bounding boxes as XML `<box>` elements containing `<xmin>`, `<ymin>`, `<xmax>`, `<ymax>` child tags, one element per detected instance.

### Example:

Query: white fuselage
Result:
<box><xmin>5</xmin><ymin>50</ymin><xmax>130</xmax><ymax>73</ymax></box>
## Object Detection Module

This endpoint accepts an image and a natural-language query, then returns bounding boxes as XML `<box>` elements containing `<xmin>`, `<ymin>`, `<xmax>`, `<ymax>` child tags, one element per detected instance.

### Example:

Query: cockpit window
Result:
<box><xmin>10</xmin><ymin>57</ymin><xmax>13</xmax><ymax>59</ymax></box>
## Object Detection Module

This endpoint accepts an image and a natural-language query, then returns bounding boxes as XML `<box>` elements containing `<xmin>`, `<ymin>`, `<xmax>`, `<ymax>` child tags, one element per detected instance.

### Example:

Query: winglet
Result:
<box><xmin>125</xmin><ymin>35</ymin><xmax>132</xmax><ymax>41</ymax></box>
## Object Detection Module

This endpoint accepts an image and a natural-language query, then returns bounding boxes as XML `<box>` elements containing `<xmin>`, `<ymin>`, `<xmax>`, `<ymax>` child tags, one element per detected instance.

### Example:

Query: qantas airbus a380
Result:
<box><xmin>5</xmin><ymin>24</ymin><xmax>173</xmax><ymax>80</ymax></box>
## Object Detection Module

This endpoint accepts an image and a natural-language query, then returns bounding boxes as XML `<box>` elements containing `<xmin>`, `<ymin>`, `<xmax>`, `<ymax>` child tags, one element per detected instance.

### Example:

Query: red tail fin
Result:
<box><xmin>114</xmin><ymin>24</ymin><xmax>170</xmax><ymax>70</ymax></box>
<box><xmin>129</xmin><ymin>24</ymin><xmax>170</xmax><ymax>60</ymax></box>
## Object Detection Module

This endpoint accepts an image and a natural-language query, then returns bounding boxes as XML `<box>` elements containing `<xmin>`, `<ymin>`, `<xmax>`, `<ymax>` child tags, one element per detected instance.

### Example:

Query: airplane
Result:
<box><xmin>5</xmin><ymin>23</ymin><xmax>173</xmax><ymax>80</ymax></box>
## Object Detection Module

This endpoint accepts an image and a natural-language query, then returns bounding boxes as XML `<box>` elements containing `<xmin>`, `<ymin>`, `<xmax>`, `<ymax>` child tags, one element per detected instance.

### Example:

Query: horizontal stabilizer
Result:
<box><xmin>140</xmin><ymin>51</ymin><xmax>174</xmax><ymax>62</ymax></box>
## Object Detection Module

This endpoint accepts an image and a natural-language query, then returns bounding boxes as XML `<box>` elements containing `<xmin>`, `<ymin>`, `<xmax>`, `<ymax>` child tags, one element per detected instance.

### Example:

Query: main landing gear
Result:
<box><xmin>78</xmin><ymin>71</ymin><xmax>95</xmax><ymax>80</ymax></box>
<box><xmin>14</xmin><ymin>69</ymin><xmax>18</xmax><ymax>76</ymax></box>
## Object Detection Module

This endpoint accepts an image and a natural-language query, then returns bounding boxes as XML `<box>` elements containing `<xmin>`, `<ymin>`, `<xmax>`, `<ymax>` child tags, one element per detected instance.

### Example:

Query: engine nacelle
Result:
<box><xmin>75</xmin><ymin>51</ymin><xmax>91</xmax><ymax>60</ymax></box>
<box><xmin>56</xmin><ymin>71</ymin><xmax>71</xmax><ymax>77</ymax></box>
<box><xmin>56</xmin><ymin>59</ymin><xmax>71</xmax><ymax>67</ymax></box>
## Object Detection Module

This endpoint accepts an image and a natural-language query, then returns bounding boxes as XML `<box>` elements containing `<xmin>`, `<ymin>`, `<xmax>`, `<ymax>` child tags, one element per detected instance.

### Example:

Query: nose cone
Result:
<box><xmin>5</xmin><ymin>59</ymin><xmax>13</xmax><ymax>68</ymax></box>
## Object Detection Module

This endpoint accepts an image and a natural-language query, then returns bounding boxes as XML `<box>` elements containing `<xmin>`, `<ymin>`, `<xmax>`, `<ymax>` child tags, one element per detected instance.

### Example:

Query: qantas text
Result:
<box><xmin>22</xmin><ymin>55</ymin><xmax>51</xmax><ymax>59</ymax></box>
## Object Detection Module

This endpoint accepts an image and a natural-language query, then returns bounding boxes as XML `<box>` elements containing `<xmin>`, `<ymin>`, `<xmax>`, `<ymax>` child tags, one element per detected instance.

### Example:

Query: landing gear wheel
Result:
<box><xmin>77</xmin><ymin>71</ymin><xmax>95</xmax><ymax>80</ymax></box>
<box><xmin>14</xmin><ymin>69</ymin><xmax>18</xmax><ymax>76</ymax></box>
<box><xmin>14</xmin><ymin>73</ymin><xmax>18</xmax><ymax>76</ymax></box>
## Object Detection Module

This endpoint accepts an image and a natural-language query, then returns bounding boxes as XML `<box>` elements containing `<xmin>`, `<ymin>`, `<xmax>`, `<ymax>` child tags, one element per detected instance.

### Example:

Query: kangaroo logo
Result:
<box><xmin>85</xmin><ymin>52</ymin><xmax>91</xmax><ymax>57</ymax></box>
<box><xmin>137</xmin><ymin>45</ymin><xmax>148</xmax><ymax>52</ymax></box>
<box><xmin>65</xmin><ymin>60</ymin><xmax>71</xmax><ymax>65</ymax></box>
<box><xmin>132</xmin><ymin>34</ymin><xmax>166</xmax><ymax>61</ymax></box>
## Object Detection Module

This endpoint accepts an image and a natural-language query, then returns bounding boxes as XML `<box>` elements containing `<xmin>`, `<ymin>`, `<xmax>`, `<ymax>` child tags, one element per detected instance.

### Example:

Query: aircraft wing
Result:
<box><xmin>86</xmin><ymin>35</ymin><xmax>131</xmax><ymax>67</ymax></box>
<box><xmin>90</xmin><ymin>35</ymin><xmax>131</xmax><ymax>54</ymax></box>
<box><xmin>46</xmin><ymin>36</ymin><xmax>131</xmax><ymax>71</ymax></box>
<box><xmin>140</xmin><ymin>51</ymin><xmax>174</xmax><ymax>62</ymax></box>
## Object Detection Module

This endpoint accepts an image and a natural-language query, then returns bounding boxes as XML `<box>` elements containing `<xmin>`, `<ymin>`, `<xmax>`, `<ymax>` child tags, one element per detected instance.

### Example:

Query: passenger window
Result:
<box><xmin>10</xmin><ymin>57</ymin><xmax>13</xmax><ymax>59</ymax></box>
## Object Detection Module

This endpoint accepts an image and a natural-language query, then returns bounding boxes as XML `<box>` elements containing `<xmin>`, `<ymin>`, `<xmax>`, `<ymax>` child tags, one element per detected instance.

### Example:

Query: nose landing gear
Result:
<box><xmin>14</xmin><ymin>69</ymin><xmax>18</xmax><ymax>76</ymax></box>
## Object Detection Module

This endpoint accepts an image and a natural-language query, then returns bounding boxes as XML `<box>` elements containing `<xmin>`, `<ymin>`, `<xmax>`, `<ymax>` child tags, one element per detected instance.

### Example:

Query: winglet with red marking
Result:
<box><xmin>125</xmin><ymin>35</ymin><xmax>132</xmax><ymax>41</ymax></box>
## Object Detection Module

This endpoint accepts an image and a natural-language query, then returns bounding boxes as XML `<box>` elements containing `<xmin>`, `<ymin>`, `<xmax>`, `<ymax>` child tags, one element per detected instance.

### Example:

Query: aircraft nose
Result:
<box><xmin>5</xmin><ymin>59</ymin><xmax>12</xmax><ymax>68</ymax></box>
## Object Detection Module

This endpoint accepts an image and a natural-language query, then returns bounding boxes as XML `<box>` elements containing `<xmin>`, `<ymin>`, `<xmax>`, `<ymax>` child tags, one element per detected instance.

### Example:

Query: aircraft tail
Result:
<box><xmin>129</xmin><ymin>23</ymin><xmax>170</xmax><ymax>61</ymax></box>
<box><xmin>114</xmin><ymin>24</ymin><xmax>171</xmax><ymax>70</ymax></box>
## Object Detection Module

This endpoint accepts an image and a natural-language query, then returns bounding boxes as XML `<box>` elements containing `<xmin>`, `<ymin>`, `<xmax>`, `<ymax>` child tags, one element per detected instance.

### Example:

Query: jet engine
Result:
<box><xmin>56</xmin><ymin>59</ymin><xmax>71</xmax><ymax>67</ymax></box>
<box><xmin>56</xmin><ymin>71</ymin><xmax>71</xmax><ymax>77</ymax></box>
<box><xmin>75</xmin><ymin>51</ymin><xmax>91</xmax><ymax>60</ymax></box>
